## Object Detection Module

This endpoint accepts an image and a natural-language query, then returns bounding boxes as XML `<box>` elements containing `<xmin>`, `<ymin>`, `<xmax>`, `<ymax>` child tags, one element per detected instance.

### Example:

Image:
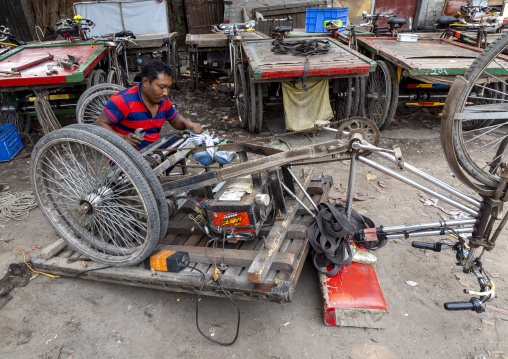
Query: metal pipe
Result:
<box><xmin>373</xmin><ymin>151</ymin><xmax>482</xmax><ymax>208</ymax></box>
<box><xmin>281</xmin><ymin>182</ymin><xmax>316</xmax><ymax>218</ymax></box>
<box><xmin>381</xmin><ymin>218</ymin><xmax>477</xmax><ymax>233</ymax></box>
<box><xmin>385</xmin><ymin>226</ymin><xmax>474</xmax><ymax>239</ymax></box>
<box><xmin>358</xmin><ymin>155</ymin><xmax>480</xmax><ymax>217</ymax></box>
<box><xmin>287</xmin><ymin>168</ymin><xmax>319</xmax><ymax>212</ymax></box>
<box><xmin>488</xmin><ymin>209</ymin><xmax>508</xmax><ymax>246</ymax></box>
<box><xmin>346</xmin><ymin>154</ymin><xmax>358</xmax><ymax>220</ymax></box>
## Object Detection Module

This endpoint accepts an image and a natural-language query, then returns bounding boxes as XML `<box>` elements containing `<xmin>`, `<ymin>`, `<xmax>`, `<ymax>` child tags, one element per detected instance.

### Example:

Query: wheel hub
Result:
<box><xmin>336</xmin><ymin>117</ymin><xmax>381</xmax><ymax>155</ymax></box>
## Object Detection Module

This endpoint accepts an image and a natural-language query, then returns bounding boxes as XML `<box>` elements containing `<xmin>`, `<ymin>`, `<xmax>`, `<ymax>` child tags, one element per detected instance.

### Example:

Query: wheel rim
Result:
<box><xmin>32</xmin><ymin>136</ymin><xmax>159</xmax><ymax>264</ymax></box>
<box><xmin>235</xmin><ymin>62</ymin><xmax>248</xmax><ymax>128</ymax></box>
<box><xmin>92</xmin><ymin>69</ymin><xmax>107</xmax><ymax>86</ymax></box>
<box><xmin>365</xmin><ymin>60</ymin><xmax>391</xmax><ymax>127</ymax></box>
<box><xmin>335</xmin><ymin>78</ymin><xmax>352</xmax><ymax>122</ymax></box>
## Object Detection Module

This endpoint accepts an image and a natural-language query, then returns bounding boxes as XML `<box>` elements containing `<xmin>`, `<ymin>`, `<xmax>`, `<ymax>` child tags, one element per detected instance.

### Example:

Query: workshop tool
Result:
<box><xmin>134</xmin><ymin>128</ymin><xmax>146</xmax><ymax>140</ymax></box>
<box><xmin>58</xmin><ymin>54</ymin><xmax>80</xmax><ymax>70</ymax></box>
<box><xmin>11</xmin><ymin>54</ymin><xmax>54</xmax><ymax>72</ymax></box>
<box><xmin>0</xmin><ymin>70</ymin><xmax>20</xmax><ymax>76</ymax></box>
<box><xmin>46</xmin><ymin>65</ymin><xmax>58</xmax><ymax>75</ymax></box>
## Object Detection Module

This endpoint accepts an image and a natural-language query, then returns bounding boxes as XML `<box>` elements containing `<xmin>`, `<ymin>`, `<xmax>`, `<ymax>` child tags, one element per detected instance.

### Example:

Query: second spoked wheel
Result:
<box><xmin>364</xmin><ymin>60</ymin><xmax>393</xmax><ymax>129</ymax></box>
<box><xmin>30</xmin><ymin>127</ymin><xmax>164</xmax><ymax>266</ymax></box>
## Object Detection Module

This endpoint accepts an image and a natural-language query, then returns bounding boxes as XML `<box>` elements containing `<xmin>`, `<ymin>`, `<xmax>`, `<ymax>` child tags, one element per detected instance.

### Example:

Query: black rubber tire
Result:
<box><xmin>447</xmin><ymin>34</ymin><xmax>508</xmax><ymax>188</ymax></box>
<box><xmin>364</xmin><ymin>60</ymin><xmax>392</xmax><ymax>128</ymax></box>
<box><xmin>351</xmin><ymin>77</ymin><xmax>360</xmax><ymax>117</ymax></box>
<box><xmin>171</xmin><ymin>40</ymin><xmax>181</xmax><ymax>89</ymax></box>
<box><xmin>76</xmin><ymin>83</ymin><xmax>125</xmax><ymax>119</ymax></box>
<box><xmin>234</xmin><ymin>62</ymin><xmax>249</xmax><ymax>129</ymax></box>
<box><xmin>86</xmin><ymin>69</ymin><xmax>97</xmax><ymax>89</ymax></box>
<box><xmin>334</xmin><ymin>78</ymin><xmax>352</xmax><ymax>122</ymax></box>
<box><xmin>249</xmin><ymin>77</ymin><xmax>257</xmax><ymax>133</ymax></box>
<box><xmin>107</xmin><ymin>67</ymin><xmax>118</xmax><ymax>84</ymax></box>
<box><xmin>357</xmin><ymin>77</ymin><xmax>366</xmax><ymax>117</ymax></box>
<box><xmin>77</xmin><ymin>89</ymin><xmax>118</xmax><ymax>124</ymax></box>
<box><xmin>380</xmin><ymin>63</ymin><xmax>399</xmax><ymax>131</ymax></box>
<box><xmin>66</xmin><ymin>124</ymin><xmax>169</xmax><ymax>245</ymax></box>
<box><xmin>30</xmin><ymin>128</ymin><xmax>161</xmax><ymax>266</ymax></box>
<box><xmin>92</xmin><ymin>69</ymin><xmax>107</xmax><ymax>86</ymax></box>
<box><xmin>256</xmin><ymin>83</ymin><xmax>263</xmax><ymax>132</ymax></box>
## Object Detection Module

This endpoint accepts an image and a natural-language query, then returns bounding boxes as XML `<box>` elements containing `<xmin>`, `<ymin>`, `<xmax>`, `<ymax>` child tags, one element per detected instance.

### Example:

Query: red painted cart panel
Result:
<box><xmin>242</xmin><ymin>37</ymin><xmax>376</xmax><ymax>82</ymax></box>
<box><xmin>0</xmin><ymin>42</ymin><xmax>108</xmax><ymax>88</ymax></box>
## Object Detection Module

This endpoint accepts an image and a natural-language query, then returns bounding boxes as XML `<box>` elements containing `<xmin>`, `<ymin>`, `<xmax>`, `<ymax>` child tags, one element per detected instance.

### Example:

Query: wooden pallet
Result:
<box><xmin>31</xmin><ymin>173</ymin><xmax>330</xmax><ymax>303</ymax></box>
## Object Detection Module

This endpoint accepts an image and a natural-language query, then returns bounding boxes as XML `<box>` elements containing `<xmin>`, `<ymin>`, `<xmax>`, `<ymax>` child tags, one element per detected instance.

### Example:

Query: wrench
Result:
<box><xmin>134</xmin><ymin>128</ymin><xmax>146</xmax><ymax>140</ymax></box>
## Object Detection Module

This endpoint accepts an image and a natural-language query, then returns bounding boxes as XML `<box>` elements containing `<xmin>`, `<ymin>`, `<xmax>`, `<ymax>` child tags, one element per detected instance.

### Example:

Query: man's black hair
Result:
<box><xmin>140</xmin><ymin>60</ymin><xmax>172</xmax><ymax>83</ymax></box>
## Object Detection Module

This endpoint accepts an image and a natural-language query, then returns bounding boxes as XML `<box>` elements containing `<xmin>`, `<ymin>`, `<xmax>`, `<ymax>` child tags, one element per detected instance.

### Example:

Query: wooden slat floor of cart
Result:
<box><xmin>244</xmin><ymin>37</ymin><xmax>374</xmax><ymax>81</ymax></box>
<box><xmin>31</xmin><ymin>177</ymin><xmax>330</xmax><ymax>303</ymax></box>
<box><xmin>357</xmin><ymin>37</ymin><xmax>508</xmax><ymax>77</ymax></box>
<box><xmin>185</xmin><ymin>31</ymin><xmax>268</xmax><ymax>49</ymax></box>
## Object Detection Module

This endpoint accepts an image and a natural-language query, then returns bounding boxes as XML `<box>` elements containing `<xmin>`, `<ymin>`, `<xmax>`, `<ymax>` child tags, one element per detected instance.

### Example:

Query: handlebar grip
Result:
<box><xmin>444</xmin><ymin>298</ymin><xmax>485</xmax><ymax>313</ymax></box>
<box><xmin>411</xmin><ymin>241</ymin><xmax>442</xmax><ymax>252</ymax></box>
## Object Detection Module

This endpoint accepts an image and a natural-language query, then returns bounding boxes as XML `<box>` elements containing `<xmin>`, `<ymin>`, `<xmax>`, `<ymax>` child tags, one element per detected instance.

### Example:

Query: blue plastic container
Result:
<box><xmin>0</xmin><ymin>123</ymin><xmax>23</xmax><ymax>162</ymax></box>
<box><xmin>305</xmin><ymin>7</ymin><xmax>348</xmax><ymax>33</ymax></box>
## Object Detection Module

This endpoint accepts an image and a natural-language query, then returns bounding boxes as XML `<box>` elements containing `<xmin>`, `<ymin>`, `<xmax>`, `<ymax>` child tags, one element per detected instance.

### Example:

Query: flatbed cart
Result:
<box><xmin>0</xmin><ymin>41</ymin><xmax>108</xmax><ymax>133</ymax></box>
<box><xmin>125</xmin><ymin>33</ymin><xmax>181</xmax><ymax>89</ymax></box>
<box><xmin>335</xmin><ymin>34</ymin><xmax>508</xmax><ymax>130</ymax></box>
<box><xmin>185</xmin><ymin>31</ymin><xmax>268</xmax><ymax>91</ymax></box>
<box><xmin>238</xmin><ymin>37</ymin><xmax>376</xmax><ymax>132</ymax></box>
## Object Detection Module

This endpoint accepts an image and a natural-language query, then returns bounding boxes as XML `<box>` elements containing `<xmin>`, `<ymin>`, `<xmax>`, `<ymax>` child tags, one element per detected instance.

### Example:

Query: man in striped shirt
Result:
<box><xmin>95</xmin><ymin>60</ymin><xmax>202</xmax><ymax>149</ymax></box>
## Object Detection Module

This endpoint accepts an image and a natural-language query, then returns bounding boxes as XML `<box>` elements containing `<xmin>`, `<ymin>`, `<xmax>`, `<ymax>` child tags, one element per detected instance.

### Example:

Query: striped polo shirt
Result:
<box><xmin>103</xmin><ymin>83</ymin><xmax>178</xmax><ymax>148</ymax></box>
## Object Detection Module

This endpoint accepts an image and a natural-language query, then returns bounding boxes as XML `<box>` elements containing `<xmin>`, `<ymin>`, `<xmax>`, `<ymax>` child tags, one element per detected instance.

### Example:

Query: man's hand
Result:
<box><xmin>123</xmin><ymin>133</ymin><xmax>142</xmax><ymax>147</ymax></box>
<box><xmin>188</xmin><ymin>122</ymin><xmax>203</xmax><ymax>134</ymax></box>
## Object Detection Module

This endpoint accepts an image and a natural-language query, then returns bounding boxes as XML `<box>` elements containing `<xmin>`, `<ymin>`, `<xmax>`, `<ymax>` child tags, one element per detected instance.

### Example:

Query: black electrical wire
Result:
<box><xmin>191</xmin><ymin>266</ymin><xmax>241</xmax><ymax>346</ymax></box>
<box><xmin>74</xmin><ymin>265</ymin><xmax>113</xmax><ymax>278</ymax></box>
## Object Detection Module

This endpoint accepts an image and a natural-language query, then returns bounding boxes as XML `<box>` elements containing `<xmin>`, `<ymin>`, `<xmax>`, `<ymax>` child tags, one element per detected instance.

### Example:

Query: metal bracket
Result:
<box><xmin>393</xmin><ymin>147</ymin><xmax>404</xmax><ymax>171</ymax></box>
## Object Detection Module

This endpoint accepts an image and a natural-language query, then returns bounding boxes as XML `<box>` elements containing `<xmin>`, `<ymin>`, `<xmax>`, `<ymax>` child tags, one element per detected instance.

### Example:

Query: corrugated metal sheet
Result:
<box><xmin>185</xmin><ymin>0</ymin><xmax>224</xmax><ymax>34</ymax></box>
<box><xmin>0</xmin><ymin>0</ymin><xmax>32</xmax><ymax>42</ymax></box>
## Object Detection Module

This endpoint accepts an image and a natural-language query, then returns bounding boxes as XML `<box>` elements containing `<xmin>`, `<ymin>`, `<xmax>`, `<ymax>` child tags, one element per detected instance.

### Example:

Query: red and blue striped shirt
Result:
<box><xmin>103</xmin><ymin>83</ymin><xmax>178</xmax><ymax>148</ymax></box>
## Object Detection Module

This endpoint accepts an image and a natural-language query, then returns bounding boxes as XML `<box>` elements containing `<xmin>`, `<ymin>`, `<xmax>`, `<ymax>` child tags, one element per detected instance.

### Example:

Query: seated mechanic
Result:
<box><xmin>95</xmin><ymin>60</ymin><xmax>202</xmax><ymax>149</ymax></box>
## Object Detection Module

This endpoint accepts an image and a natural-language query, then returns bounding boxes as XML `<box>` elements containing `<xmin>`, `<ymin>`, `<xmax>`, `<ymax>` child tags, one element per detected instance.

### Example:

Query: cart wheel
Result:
<box><xmin>249</xmin><ymin>77</ymin><xmax>257</xmax><ymax>133</ymax></box>
<box><xmin>171</xmin><ymin>40</ymin><xmax>181</xmax><ymax>89</ymax></box>
<box><xmin>77</xmin><ymin>89</ymin><xmax>118</xmax><ymax>124</ymax></box>
<box><xmin>443</xmin><ymin>34</ymin><xmax>508</xmax><ymax>189</ymax></box>
<box><xmin>364</xmin><ymin>60</ymin><xmax>392</xmax><ymax>128</ymax></box>
<box><xmin>66</xmin><ymin>124</ymin><xmax>169</xmax><ymax>244</ymax></box>
<box><xmin>256</xmin><ymin>83</ymin><xmax>263</xmax><ymax>132</ymax></box>
<box><xmin>86</xmin><ymin>70</ymin><xmax>97</xmax><ymax>89</ymax></box>
<box><xmin>380</xmin><ymin>63</ymin><xmax>399</xmax><ymax>131</ymax></box>
<box><xmin>76</xmin><ymin>83</ymin><xmax>125</xmax><ymax>120</ymax></box>
<box><xmin>234</xmin><ymin>62</ymin><xmax>249</xmax><ymax>128</ymax></box>
<box><xmin>356</xmin><ymin>77</ymin><xmax>366</xmax><ymax>117</ymax></box>
<box><xmin>334</xmin><ymin>78</ymin><xmax>352</xmax><ymax>122</ymax></box>
<box><xmin>350</xmin><ymin>77</ymin><xmax>360</xmax><ymax>117</ymax></box>
<box><xmin>92</xmin><ymin>69</ymin><xmax>108</xmax><ymax>86</ymax></box>
<box><xmin>0</xmin><ymin>92</ymin><xmax>29</xmax><ymax>134</ymax></box>
<box><xmin>30</xmin><ymin>128</ymin><xmax>161</xmax><ymax>266</ymax></box>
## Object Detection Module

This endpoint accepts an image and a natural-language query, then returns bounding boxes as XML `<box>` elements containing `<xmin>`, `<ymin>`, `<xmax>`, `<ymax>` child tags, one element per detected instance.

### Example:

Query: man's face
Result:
<box><xmin>142</xmin><ymin>73</ymin><xmax>172</xmax><ymax>104</ymax></box>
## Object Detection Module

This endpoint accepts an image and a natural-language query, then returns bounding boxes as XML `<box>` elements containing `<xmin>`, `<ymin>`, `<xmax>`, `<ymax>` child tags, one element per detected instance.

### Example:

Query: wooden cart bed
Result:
<box><xmin>243</xmin><ymin>37</ymin><xmax>375</xmax><ymax>82</ymax></box>
<box><xmin>31</xmin><ymin>172</ymin><xmax>330</xmax><ymax>303</ymax></box>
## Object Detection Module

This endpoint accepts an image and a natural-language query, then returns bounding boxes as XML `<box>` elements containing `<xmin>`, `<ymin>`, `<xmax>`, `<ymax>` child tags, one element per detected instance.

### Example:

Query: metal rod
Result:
<box><xmin>358</xmin><ymin>155</ymin><xmax>479</xmax><ymax>217</ymax></box>
<box><xmin>372</xmin><ymin>151</ymin><xmax>482</xmax><ymax>209</ymax></box>
<box><xmin>281</xmin><ymin>182</ymin><xmax>315</xmax><ymax>218</ymax></box>
<box><xmin>381</xmin><ymin>218</ymin><xmax>477</xmax><ymax>233</ymax></box>
<box><xmin>287</xmin><ymin>168</ymin><xmax>319</xmax><ymax>212</ymax></box>
<box><xmin>346</xmin><ymin>154</ymin><xmax>358</xmax><ymax>220</ymax></box>
<box><xmin>488</xmin><ymin>209</ymin><xmax>508</xmax><ymax>246</ymax></box>
<box><xmin>385</xmin><ymin>226</ymin><xmax>474</xmax><ymax>239</ymax></box>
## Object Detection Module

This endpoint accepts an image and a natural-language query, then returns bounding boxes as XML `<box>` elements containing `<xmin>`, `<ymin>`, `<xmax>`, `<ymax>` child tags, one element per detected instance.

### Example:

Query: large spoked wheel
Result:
<box><xmin>249</xmin><ymin>76</ymin><xmax>257</xmax><ymax>133</ymax></box>
<box><xmin>77</xmin><ymin>89</ymin><xmax>118</xmax><ymax>124</ymax></box>
<box><xmin>444</xmin><ymin>35</ymin><xmax>508</xmax><ymax>189</ymax></box>
<box><xmin>234</xmin><ymin>62</ymin><xmax>249</xmax><ymax>129</ymax></box>
<box><xmin>30</xmin><ymin>128</ymin><xmax>161</xmax><ymax>266</ymax></box>
<box><xmin>76</xmin><ymin>83</ymin><xmax>125</xmax><ymax>120</ymax></box>
<box><xmin>380</xmin><ymin>63</ymin><xmax>399</xmax><ymax>131</ymax></box>
<box><xmin>66</xmin><ymin>124</ymin><xmax>169</xmax><ymax>244</ymax></box>
<box><xmin>334</xmin><ymin>78</ymin><xmax>352</xmax><ymax>122</ymax></box>
<box><xmin>364</xmin><ymin>60</ymin><xmax>392</xmax><ymax>128</ymax></box>
<box><xmin>92</xmin><ymin>69</ymin><xmax>108</xmax><ymax>86</ymax></box>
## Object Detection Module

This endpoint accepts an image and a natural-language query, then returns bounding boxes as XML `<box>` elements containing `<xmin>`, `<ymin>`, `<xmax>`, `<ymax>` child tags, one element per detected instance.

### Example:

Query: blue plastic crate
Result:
<box><xmin>305</xmin><ymin>7</ymin><xmax>348</xmax><ymax>33</ymax></box>
<box><xmin>0</xmin><ymin>123</ymin><xmax>23</xmax><ymax>162</ymax></box>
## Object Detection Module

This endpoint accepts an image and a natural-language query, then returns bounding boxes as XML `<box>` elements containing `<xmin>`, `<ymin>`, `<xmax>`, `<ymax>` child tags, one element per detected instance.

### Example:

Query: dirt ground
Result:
<box><xmin>1</xmin><ymin>74</ymin><xmax>508</xmax><ymax>359</ymax></box>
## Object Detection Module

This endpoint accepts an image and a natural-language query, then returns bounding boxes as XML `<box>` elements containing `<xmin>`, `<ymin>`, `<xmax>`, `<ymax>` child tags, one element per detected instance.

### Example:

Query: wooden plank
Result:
<box><xmin>248</xmin><ymin>168</ymin><xmax>313</xmax><ymax>283</ymax></box>
<box><xmin>157</xmin><ymin>245</ymin><xmax>296</xmax><ymax>272</ymax></box>
<box><xmin>39</xmin><ymin>238</ymin><xmax>67</xmax><ymax>260</ymax></box>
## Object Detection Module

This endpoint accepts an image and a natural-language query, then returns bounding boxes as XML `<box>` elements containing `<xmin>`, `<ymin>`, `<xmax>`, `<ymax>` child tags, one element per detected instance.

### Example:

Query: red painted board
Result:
<box><xmin>319</xmin><ymin>262</ymin><xmax>388</xmax><ymax>327</ymax></box>
<box><xmin>0</xmin><ymin>43</ymin><xmax>107</xmax><ymax>88</ymax></box>
<box><xmin>257</xmin><ymin>64</ymin><xmax>371</xmax><ymax>80</ymax></box>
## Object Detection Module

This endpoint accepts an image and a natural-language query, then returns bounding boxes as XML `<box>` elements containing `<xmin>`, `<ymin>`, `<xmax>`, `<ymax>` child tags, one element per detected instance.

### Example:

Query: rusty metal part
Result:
<box><xmin>393</xmin><ymin>147</ymin><xmax>404</xmax><ymax>170</ymax></box>
<box><xmin>336</xmin><ymin>117</ymin><xmax>381</xmax><ymax>155</ymax></box>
